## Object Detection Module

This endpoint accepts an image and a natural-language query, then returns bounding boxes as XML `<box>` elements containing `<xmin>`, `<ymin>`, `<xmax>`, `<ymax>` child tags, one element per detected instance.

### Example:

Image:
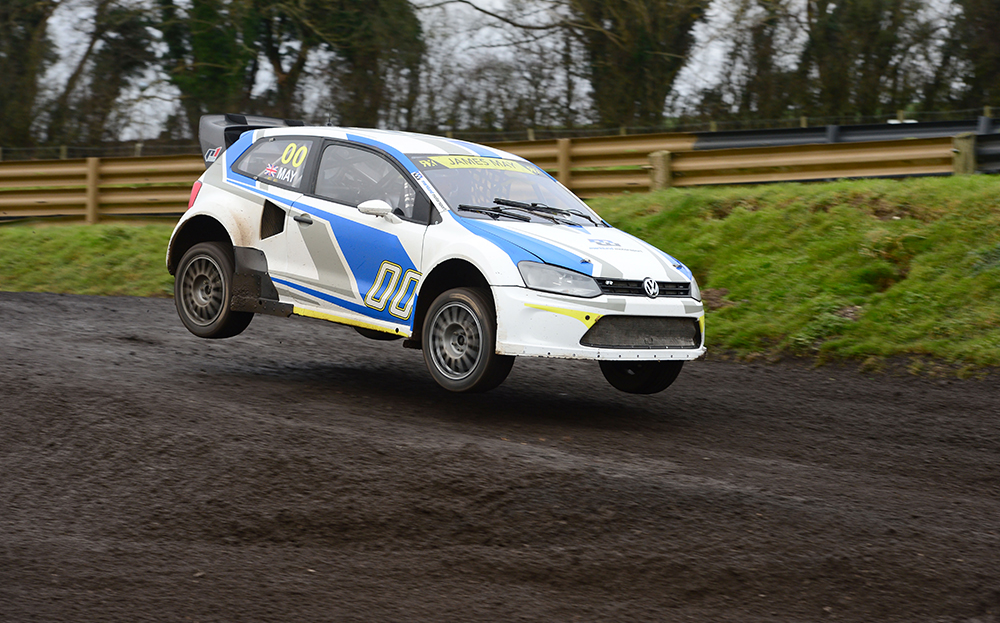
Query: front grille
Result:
<box><xmin>597</xmin><ymin>279</ymin><xmax>690</xmax><ymax>297</ymax></box>
<box><xmin>581</xmin><ymin>316</ymin><xmax>701</xmax><ymax>349</ymax></box>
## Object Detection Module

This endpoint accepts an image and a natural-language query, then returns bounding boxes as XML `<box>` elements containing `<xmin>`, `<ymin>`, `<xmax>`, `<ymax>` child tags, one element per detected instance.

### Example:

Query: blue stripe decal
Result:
<box><xmin>660</xmin><ymin>250</ymin><xmax>693</xmax><ymax>279</ymax></box>
<box><xmin>224</xmin><ymin>131</ymin><xmax>255</xmax><ymax>170</ymax></box>
<box><xmin>448</xmin><ymin>138</ymin><xmax>504</xmax><ymax>158</ymax></box>
<box><xmin>220</xmin><ymin>134</ymin><xmax>308</xmax><ymax>207</ymax></box>
<box><xmin>291</xmin><ymin>198</ymin><xmax>419</xmax><ymax>326</ymax></box>
<box><xmin>450</xmin><ymin>214</ymin><xmax>593</xmax><ymax>276</ymax></box>
<box><xmin>272</xmin><ymin>277</ymin><xmax>379</xmax><ymax>317</ymax></box>
<box><xmin>223</xmin><ymin>130</ymin><xmax>265</xmax><ymax>191</ymax></box>
<box><xmin>447</xmin><ymin>212</ymin><xmax>540</xmax><ymax>266</ymax></box>
<box><xmin>345</xmin><ymin>133</ymin><xmax>419</xmax><ymax>173</ymax></box>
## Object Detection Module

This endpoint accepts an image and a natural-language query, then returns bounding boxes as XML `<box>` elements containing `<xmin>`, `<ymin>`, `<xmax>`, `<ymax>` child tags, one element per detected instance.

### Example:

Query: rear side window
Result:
<box><xmin>233</xmin><ymin>137</ymin><xmax>315</xmax><ymax>190</ymax></box>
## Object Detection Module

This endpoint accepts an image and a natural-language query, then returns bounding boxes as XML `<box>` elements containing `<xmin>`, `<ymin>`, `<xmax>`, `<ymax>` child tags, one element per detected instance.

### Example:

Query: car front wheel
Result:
<box><xmin>174</xmin><ymin>241</ymin><xmax>253</xmax><ymax>339</ymax></box>
<box><xmin>422</xmin><ymin>288</ymin><xmax>514</xmax><ymax>392</ymax></box>
<box><xmin>599</xmin><ymin>360</ymin><xmax>683</xmax><ymax>394</ymax></box>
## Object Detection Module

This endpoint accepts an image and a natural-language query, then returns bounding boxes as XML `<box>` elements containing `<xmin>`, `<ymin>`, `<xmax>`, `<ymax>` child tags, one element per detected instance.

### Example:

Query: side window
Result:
<box><xmin>315</xmin><ymin>144</ymin><xmax>430</xmax><ymax>223</ymax></box>
<box><xmin>234</xmin><ymin>137</ymin><xmax>315</xmax><ymax>190</ymax></box>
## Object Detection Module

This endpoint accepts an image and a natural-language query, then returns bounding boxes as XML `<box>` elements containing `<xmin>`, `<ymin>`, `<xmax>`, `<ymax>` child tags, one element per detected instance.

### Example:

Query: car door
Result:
<box><xmin>283</xmin><ymin>142</ymin><xmax>433</xmax><ymax>332</ymax></box>
<box><xmin>229</xmin><ymin>135</ymin><xmax>317</xmax><ymax>278</ymax></box>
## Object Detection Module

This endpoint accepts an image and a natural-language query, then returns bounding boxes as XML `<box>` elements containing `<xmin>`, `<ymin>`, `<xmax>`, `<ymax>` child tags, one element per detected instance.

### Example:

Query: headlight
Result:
<box><xmin>518</xmin><ymin>261</ymin><xmax>602</xmax><ymax>298</ymax></box>
<box><xmin>690</xmin><ymin>276</ymin><xmax>701</xmax><ymax>301</ymax></box>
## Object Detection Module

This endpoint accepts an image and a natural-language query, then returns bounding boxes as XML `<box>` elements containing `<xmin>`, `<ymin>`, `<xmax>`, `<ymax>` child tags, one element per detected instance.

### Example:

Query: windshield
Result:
<box><xmin>409</xmin><ymin>154</ymin><xmax>606</xmax><ymax>227</ymax></box>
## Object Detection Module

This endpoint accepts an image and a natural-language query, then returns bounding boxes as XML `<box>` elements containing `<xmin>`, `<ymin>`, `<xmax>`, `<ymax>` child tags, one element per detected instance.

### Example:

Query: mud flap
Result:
<box><xmin>231</xmin><ymin>247</ymin><xmax>293</xmax><ymax>317</ymax></box>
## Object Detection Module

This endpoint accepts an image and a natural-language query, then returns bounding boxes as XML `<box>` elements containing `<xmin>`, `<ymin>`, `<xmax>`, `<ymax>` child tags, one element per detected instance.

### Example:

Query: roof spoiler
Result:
<box><xmin>198</xmin><ymin>113</ymin><xmax>305</xmax><ymax>168</ymax></box>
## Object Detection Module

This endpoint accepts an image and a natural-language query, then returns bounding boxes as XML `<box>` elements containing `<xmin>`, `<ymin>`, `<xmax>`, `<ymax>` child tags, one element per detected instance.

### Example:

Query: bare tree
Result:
<box><xmin>419</xmin><ymin>0</ymin><xmax>709</xmax><ymax>127</ymax></box>
<box><xmin>0</xmin><ymin>0</ymin><xmax>59</xmax><ymax>147</ymax></box>
<box><xmin>46</xmin><ymin>0</ymin><xmax>154</xmax><ymax>145</ymax></box>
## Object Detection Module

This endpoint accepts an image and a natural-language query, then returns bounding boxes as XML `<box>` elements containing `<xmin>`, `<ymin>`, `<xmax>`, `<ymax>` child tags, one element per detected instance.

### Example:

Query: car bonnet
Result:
<box><xmin>452</xmin><ymin>216</ymin><xmax>693</xmax><ymax>282</ymax></box>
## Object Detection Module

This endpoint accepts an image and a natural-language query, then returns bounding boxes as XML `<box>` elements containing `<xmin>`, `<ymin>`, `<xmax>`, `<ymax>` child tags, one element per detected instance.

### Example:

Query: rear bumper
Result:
<box><xmin>492</xmin><ymin>285</ymin><xmax>706</xmax><ymax>360</ymax></box>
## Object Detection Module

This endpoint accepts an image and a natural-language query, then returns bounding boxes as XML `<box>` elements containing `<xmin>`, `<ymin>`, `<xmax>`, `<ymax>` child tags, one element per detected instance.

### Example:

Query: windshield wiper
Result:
<box><xmin>457</xmin><ymin>204</ymin><xmax>531</xmax><ymax>222</ymax></box>
<box><xmin>490</xmin><ymin>198</ymin><xmax>577</xmax><ymax>225</ymax></box>
<box><xmin>493</xmin><ymin>197</ymin><xmax>603</xmax><ymax>227</ymax></box>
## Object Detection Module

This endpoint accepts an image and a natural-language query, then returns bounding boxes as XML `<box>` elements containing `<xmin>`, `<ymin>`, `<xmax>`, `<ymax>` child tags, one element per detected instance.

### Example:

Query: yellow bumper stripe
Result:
<box><xmin>292</xmin><ymin>306</ymin><xmax>407</xmax><ymax>337</ymax></box>
<box><xmin>525</xmin><ymin>303</ymin><xmax>602</xmax><ymax>328</ymax></box>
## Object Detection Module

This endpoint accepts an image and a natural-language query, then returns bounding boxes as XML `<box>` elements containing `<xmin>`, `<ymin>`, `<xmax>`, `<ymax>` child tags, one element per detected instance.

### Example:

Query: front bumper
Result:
<box><xmin>492</xmin><ymin>285</ymin><xmax>706</xmax><ymax>361</ymax></box>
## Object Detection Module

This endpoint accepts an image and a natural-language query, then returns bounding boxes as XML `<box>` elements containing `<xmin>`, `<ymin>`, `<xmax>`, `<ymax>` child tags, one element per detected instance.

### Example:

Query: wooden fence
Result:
<box><xmin>492</xmin><ymin>133</ymin><xmax>978</xmax><ymax>195</ymax></box>
<box><xmin>0</xmin><ymin>154</ymin><xmax>203</xmax><ymax>222</ymax></box>
<box><xmin>0</xmin><ymin>132</ymin><xmax>989</xmax><ymax>222</ymax></box>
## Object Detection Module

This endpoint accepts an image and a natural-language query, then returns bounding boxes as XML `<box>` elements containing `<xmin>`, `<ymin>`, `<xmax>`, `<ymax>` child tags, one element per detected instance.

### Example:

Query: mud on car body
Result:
<box><xmin>167</xmin><ymin>114</ymin><xmax>706</xmax><ymax>393</ymax></box>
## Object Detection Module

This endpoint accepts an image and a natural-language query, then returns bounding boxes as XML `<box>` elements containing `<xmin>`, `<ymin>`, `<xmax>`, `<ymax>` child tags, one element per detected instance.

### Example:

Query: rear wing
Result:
<box><xmin>198</xmin><ymin>113</ymin><xmax>305</xmax><ymax>168</ymax></box>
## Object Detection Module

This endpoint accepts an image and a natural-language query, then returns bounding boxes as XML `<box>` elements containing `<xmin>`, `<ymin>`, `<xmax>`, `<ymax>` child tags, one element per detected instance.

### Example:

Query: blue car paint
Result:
<box><xmin>345</xmin><ymin>133</ymin><xmax>421</xmax><ymax>174</ymax></box>
<box><xmin>271</xmin><ymin>277</ymin><xmax>388</xmax><ymax>320</ymax></box>
<box><xmin>290</xmin><ymin>197</ymin><xmax>420</xmax><ymax>322</ymax></box>
<box><xmin>452</xmin><ymin>215</ymin><xmax>594</xmax><ymax>276</ymax></box>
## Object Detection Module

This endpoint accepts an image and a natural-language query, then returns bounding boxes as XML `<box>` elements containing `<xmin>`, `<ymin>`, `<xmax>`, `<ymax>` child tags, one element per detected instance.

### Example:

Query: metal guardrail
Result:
<box><xmin>0</xmin><ymin>123</ymin><xmax>995</xmax><ymax>222</ymax></box>
<box><xmin>657</xmin><ymin>136</ymin><xmax>960</xmax><ymax>188</ymax></box>
<box><xmin>689</xmin><ymin>117</ymin><xmax>996</xmax><ymax>151</ymax></box>
<box><xmin>978</xmin><ymin>134</ymin><xmax>1000</xmax><ymax>173</ymax></box>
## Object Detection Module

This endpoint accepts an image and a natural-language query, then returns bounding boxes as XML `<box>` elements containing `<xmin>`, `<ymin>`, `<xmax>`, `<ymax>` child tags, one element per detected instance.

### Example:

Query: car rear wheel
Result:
<box><xmin>599</xmin><ymin>360</ymin><xmax>683</xmax><ymax>394</ymax></box>
<box><xmin>422</xmin><ymin>287</ymin><xmax>514</xmax><ymax>392</ymax></box>
<box><xmin>174</xmin><ymin>241</ymin><xmax>253</xmax><ymax>339</ymax></box>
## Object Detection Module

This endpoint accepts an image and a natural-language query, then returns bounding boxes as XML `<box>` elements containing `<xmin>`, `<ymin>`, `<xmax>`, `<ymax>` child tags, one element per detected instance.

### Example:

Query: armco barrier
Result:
<box><xmin>661</xmin><ymin>136</ymin><xmax>959</xmax><ymax>188</ymax></box>
<box><xmin>977</xmin><ymin>134</ymin><xmax>1000</xmax><ymax>173</ymax></box>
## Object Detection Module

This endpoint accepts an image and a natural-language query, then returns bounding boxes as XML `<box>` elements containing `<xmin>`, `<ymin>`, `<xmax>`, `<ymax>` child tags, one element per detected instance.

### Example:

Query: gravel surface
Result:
<box><xmin>1</xmin><ymin>291</ymin><xmax>998</xmax><ymax>622</ymax></box>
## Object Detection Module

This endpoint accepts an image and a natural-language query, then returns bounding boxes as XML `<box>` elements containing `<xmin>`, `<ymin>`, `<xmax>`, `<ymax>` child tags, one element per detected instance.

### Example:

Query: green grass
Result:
<box><xmin>0</xmin><ymin>222</ymin><xmax>175</xmax><ymax>297</ymax></box>
<box><xmin>591</xmin><ymin>176</ymin><xmax>1000</xmax><ymax>366</ymax></box>
<box><xmin>2</xmin><ymin>174</ymin><xmax>999</xmax><ymax>366</ymax></box>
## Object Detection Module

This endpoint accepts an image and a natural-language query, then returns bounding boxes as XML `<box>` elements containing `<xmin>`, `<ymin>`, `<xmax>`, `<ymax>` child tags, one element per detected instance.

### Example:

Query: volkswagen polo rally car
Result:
<box><xmin>167</xmin><ymin>114</ymin><xmax>705</xmax><ymax>393</ymax></box>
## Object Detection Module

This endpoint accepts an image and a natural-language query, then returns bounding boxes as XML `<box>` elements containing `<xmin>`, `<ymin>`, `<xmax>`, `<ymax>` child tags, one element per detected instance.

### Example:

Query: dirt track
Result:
<box><xmin>1</xmin><ymin>291</ymin><xmax>998</xmax><ymax>622</ymax></box>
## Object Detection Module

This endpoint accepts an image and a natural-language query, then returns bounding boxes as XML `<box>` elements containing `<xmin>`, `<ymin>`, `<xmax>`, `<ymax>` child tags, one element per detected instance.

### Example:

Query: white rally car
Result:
<box><xmin>168</xmin><ymin>114</ymin><xmax>705</xmax><ymax>393</ymax></box>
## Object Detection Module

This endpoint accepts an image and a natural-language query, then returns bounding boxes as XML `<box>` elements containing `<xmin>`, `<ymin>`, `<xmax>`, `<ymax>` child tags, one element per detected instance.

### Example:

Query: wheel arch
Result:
<box><xmin>412</xmin><ymin>259</ymin><xmax>492</xmax><ymax>344</ymax></box>
<box><xmin>167</xmin><ymin>215</ymin><xmax>235</xmax><ymax>276</ymax></box>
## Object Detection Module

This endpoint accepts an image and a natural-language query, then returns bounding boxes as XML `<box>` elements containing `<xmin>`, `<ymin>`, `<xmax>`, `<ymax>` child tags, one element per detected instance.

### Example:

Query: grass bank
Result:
<box><xmin>0</xmin><ymin>222</ymin><xmax>174</xmax><ymax>298</ymax></box>
<box><xmin>592</xmin><ymin>176</ymin><xmax>1000</xmax><ymax>367</ymax></box>
<box><xmin>1</xmin><ymin>175</ymin><xmax>998</xmax><ymax>367</ymax></box>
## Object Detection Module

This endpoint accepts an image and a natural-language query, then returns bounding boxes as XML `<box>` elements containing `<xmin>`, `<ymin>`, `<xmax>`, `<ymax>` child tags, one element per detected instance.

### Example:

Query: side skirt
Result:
<box><xmin>231</xmin><ymin>247</ymin><xmax>293</xmax><ymax>317</ymax></box>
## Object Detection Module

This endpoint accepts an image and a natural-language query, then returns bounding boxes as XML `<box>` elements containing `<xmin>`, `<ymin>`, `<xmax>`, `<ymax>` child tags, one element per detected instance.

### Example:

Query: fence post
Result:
<box><xmin>985</xmin><ymin>106</ymin><xmax>992</xmax><ymax>118</ymax></box>
<box><xmin>556</xmin><ymin>138</ymin><xmax>571</xmax><ymax>188</ymax></box>
<box><xmin>649</xmin><ymin>150</ymin><xmax>672</xmax><ymax>191</ymax></box>
<box><xmin>800</xmin><ymin>116</ymin><xmax>808</xmax><ymax>128</ymax></box>
<box><xmin>952</xmin><ymin>133</ymin><xmax>976</xmax><ymax>175</ymax></box>
<box><xmin>60</xmin><ymin>145</ymin><xmax>68</xmax><ymax>160</ymax></box>
<box><xmin>85</xmin><ymin>157</ymin><xmax>100</xmax><ymax>224</ymax></box>
<box><xmin>527</xmin><ymin>128</ymin><xmax>535</xmax><ymax>142</ymax></box>
<box><xmin>134</xmin><ymin>141</ymin><xmax>144</xmax><ymax>157</ymax></box>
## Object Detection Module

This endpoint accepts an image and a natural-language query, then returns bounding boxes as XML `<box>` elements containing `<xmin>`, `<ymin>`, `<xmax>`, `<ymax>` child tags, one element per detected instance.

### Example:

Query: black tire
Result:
<box><xmin>174</xmin><ymin>241</ymin><xmax>253</xmax><ymax>339</ymax></box>
<box><xmin>422</xmin><ymin>287</ymin><xmax>514</xmax><ymax>392</ymax></box>
<box><xmin>599</xmin><ymin>360</ymin><xmax>684</xmax><ymax>394</ymax></box>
